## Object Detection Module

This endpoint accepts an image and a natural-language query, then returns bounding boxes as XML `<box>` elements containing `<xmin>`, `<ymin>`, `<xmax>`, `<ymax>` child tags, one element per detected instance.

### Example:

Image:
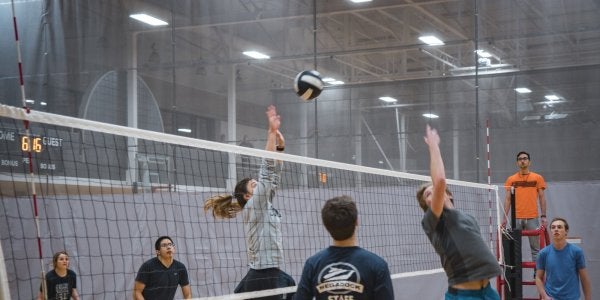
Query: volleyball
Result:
<box><xmin>294</xmin><ymin>70</ymin><xmax>324</xmax><ymax>101</ymax></box>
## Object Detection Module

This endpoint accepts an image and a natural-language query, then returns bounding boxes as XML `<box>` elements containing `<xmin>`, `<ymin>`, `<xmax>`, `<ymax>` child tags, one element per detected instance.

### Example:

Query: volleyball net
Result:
<box><xmin>0</xmin><ymin>104</ymin><xmax>501</xmax><ymax>299</ymax></box>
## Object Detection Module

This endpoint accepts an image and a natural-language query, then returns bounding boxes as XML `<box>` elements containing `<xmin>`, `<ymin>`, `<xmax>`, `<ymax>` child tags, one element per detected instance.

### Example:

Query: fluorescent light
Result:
<box><xmin>25</xmin><ymin>99</ymin><xmax>34</xmax><ymax>104</ymax></box>
<box><xmin>322</xmin><ymin>77</ymin><xmax>344</xmax><ymax>85</ymax></box>
<box><xmin>475</xmin><ymin>50</ymin><xmax>493</xmax><ymax>58</ymax></box>
<box><xmin>515</xmin><ymin>87</ymin><xmax>532</xmax><ymax>94</ymax></box>
<box><xmin>242</xmin><ymin>51</ymin><xmax>270</xmax><ymax>59</ymax></box>
<box><xmin>177</xmin><ymin>128</ymin><xmax>192</xmax><ymax>133</ymax></box>
<box><xmin>422</xmin><ymin>113</ymin><xmax>439</xmax><ymax>119</ymax></box>
<box><xmin>379</xmin><ymin>96</ymin><xmax>397</xmax><ymax>103</ymax></box>
<box><xmin>544</xmin><ymin>113</ymin><xmax>568</xmax><ymax>120</ymax></box>
<box><xmin>129</xmin><ymin>14</ymin><xmax>168</xmax><ymax>26</ymax></box>
<box><xmin>350</xmin><ymin>0</ymin><xmax>372</xmax><ymax>2</ymax></box>
<box><xmin>40</xmin><ymin>102</ymin><xmax>47</xmax><ymax>106</ymax></box>
<box><xmin>418</xmin><ymin>35</ymin><xmax>444</xmax><ymax>46</ymax></box>
<box><xmin>477</xmin><ymin>57</ymin><xmax>491</xmax><ymax>67</ymax></box>
<box><xmin>544</xmin><ymin>94</ymin><xmax>560</xmax><ymax>101</ymax></box>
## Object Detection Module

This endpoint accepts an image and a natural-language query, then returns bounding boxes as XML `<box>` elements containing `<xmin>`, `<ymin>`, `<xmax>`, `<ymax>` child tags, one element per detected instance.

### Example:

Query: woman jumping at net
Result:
<box><xmin>203</xmin><ymin>105</ymin><xmax>295</xmax><ymax>300</ymax></box>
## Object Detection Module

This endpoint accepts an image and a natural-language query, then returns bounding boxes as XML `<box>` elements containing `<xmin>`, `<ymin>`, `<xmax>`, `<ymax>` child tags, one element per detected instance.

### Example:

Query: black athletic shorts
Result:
<box><xmin>234</xmin><ymin>268</ymin><xmax>295</xmax><ymax>300</ymax></box>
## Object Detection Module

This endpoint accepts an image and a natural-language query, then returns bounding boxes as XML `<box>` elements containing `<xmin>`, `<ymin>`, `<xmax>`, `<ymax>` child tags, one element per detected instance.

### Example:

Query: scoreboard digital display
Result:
<box><xmin>0</xmin><ymin>127</ymin><xmax>64</xmax><ymax>173</ymax></box>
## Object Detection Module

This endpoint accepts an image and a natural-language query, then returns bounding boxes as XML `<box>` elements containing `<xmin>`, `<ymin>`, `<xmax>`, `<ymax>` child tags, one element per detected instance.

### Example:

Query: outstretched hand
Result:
<box><xmin>266</xmin><ymin>105</ymin><xmax>281</xmax><ymax>132</ymax></box>
<box><xmin>424</xmin><ymin>124</ymin><xmax>440</xmax><ymax>147</ymax></box>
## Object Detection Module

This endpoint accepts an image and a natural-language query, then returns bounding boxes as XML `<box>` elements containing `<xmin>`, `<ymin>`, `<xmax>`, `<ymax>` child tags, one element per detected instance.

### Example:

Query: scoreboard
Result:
<box><xmin>0</xmin><ymin>127</ymin><xmax>64</xmax><ymax>174</ymax></box>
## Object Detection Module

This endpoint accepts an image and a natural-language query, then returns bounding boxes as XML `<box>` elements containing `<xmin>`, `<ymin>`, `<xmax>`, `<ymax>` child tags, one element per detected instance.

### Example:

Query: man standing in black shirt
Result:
<box><xmin>134</xmin><ymin>236</ymin><xmax>191</xmax><ymax>300</ymax></box>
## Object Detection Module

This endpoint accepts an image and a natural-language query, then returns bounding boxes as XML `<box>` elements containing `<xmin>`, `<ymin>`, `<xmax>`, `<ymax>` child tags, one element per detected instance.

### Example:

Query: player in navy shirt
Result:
<box><xmin>38</xmin><ymin>251</ymin><xmax>80</xmax><ymax>300</ymax></box>
<box><xmin>295</xmin><ymin>195</ymin><xmax>394</xmax><ymax>300</ymax></box>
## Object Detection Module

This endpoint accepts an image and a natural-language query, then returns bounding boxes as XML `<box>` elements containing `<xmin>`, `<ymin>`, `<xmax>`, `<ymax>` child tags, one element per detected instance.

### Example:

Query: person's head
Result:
<box><xmin>234</xmin><ymin>178</ymin><xmax>257</xmax><ymax>205</ymax></box>
<box><xmin>550</xmin><ymin>217</ymin><xmax>569</xmax><ymax>240</ymax></box>
<box><xmin>155</xmin><ymin>236</ymin><xmax>175</xmax><ymax>258</ymax></box>
<box><xmin>416</xmin><ymin>183</ymin><xmax>453</xmax><ymax>212</ymax></box>
<box><xmin>322</xmin><ymin>195</ymin><xmax>358</xmax><ymax>241</ymax></box>
<box><xmin>52</xmin><ymin>251</ymin><xmax>69</xmax><ymax>270</ymax></box>
<box><xmin>516</xmin><ymin>151</ymin><xmax>531</xmax><ymax>168</ymax></box>
<box><xmin>203</xmin><ymin>178</ymin><xmax>257</xmax><ymax>219</ymax></box>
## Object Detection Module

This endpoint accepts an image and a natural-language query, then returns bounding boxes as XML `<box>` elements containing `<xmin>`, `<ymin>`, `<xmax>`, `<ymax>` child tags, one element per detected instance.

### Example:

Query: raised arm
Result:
<box><xmin>257</xmin><ymin>105</ymin><xmax>284</xmax><ymax>199</ymax></box>
<box><xmin>424</xmin><ymin>125</ymin><xmax>446</xmax><ymax>217</ymax></box>
<box><xmin>265</xmin><ymin>105</ymin><xmax>280</xmax><ymax>152</ymax></box>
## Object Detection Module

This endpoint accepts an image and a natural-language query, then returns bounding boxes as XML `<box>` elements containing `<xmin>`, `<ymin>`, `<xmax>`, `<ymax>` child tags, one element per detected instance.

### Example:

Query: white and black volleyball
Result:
<box><xmin>293</xmin><ymin>70</ymin><xmax>324</xmax><ymax>101</ymax></box>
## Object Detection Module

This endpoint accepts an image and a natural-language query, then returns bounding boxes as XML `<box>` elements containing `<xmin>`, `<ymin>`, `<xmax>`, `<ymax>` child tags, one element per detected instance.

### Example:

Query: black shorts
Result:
<box><xmin>234</xmin><ymin>268</ymin><xmax>295</xmax><ymax>300</ymax></box>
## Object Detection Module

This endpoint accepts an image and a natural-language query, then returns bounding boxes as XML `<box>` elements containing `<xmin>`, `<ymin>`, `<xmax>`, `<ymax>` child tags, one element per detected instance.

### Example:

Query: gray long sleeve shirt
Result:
<box><xmin>243</xmin><ymin>158</ymin><xmax>283</xmax><ymax>269</ymax></box>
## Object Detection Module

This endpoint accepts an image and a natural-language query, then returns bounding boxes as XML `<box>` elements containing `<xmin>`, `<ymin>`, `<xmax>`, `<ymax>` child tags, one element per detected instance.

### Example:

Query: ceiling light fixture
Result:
<box><xmin>422</xmin><ymin>113</ymin><xmax>439</xmax><ymax>119</ymax></box>
<box><xmin>379</xmin><ymin>96</ymin><xmax>397</xmax><ymax>103</ymax></box>
<box><xmin>544</xmin><ymin>113</ymin><xmax>568</xmax><ymax>120</ymax></box>
<box><xmin>544</xmin><ymin>94</ymin><xmax>560</xmax><ymax>101</ymax></box>
<box><xmin>242</xmin><ymin>51</ymin><xmax>270</xmax><ymax>59</ymax></box>
<box><xmin>323</xmin><ymin>77</ymin><xmax>344</xmax><ymax>85</ymax></box>
<box><xmin>177</xmin><ymin>128</ymin><xmax>192</xmax><ymax>133</ymax></box>
<box><xmin>515</xmin><ymin>87</ymin><xmax>532</xmax><ymax>94</ymax></box>
<box><xmin>350</xmin><ymin>0</ymin><xmax>372</xmax><ymax>3</ymax></box>
<box><xmin>129</xmin><ymin>14</ymin><xmax>168</xmax><ymax>26</ymax></box>
<box><xmin>475</xmin><ymin>50</ymin><xmax>493</xmax><ymax>58</ymax></box>
<box><xmin>418</xmin><ymin>35</ymin><xmax>445</xmax><ymax>46</ymax></box>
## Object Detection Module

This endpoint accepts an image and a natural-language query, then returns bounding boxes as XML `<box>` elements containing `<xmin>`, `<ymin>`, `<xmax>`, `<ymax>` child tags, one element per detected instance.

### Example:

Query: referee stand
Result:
<box><xmin>498</xmin><ymin>189</ymin><xmax>550</xmax><ymax>300</ymax></box>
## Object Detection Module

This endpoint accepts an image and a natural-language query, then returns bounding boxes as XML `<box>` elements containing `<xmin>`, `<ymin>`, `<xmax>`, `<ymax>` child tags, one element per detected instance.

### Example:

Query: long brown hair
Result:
<box><xmin>203</xmin><ymin>194</ymin><xmax>240</xmax><ymax>218</ymax></box>
<box><xmin>204</xmin><ymin>178</ymin><xmax>252</xmax><ymax>219</ymax></box>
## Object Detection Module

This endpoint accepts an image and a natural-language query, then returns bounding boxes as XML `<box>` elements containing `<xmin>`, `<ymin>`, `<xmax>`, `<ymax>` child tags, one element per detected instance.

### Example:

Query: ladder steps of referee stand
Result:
<box><xmin>522</xmin><ymin>261</ymin><xmax>536</xmax><ymax>269</ymax></box>
<box><xmin>498</xmin><ymin>226</ymin><xmax>548</xmax><ymax>300</ymax></box>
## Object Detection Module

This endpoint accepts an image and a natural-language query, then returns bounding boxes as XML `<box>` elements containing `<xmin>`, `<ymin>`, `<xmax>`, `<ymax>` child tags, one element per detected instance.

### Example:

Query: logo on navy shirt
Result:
<box><xmin>316</xmin><ymin>262</ymin><xmax>364</xmax><ymax>295</ymax></box>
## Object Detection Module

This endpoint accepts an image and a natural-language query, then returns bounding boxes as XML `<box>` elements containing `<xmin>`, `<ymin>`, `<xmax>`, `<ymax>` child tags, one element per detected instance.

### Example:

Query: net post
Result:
<box><xmin>0</xmin><ymin>240</ymin><xmax>11</xmax><ymax>300</ymax></box>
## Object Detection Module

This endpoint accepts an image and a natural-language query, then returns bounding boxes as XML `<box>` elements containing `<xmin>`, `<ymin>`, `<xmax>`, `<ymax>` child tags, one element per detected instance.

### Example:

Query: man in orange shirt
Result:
<box><xmin>503</xmin><ymin>151</ymin><xmax>547</xmax><ymax>263</ymax></box>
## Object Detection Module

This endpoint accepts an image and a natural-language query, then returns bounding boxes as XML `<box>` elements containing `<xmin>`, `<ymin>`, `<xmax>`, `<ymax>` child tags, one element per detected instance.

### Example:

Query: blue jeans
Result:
<box><xmin>445</xmin><ymin>283</ymin><xmax>500</xmax><ymax>300</ymax></box>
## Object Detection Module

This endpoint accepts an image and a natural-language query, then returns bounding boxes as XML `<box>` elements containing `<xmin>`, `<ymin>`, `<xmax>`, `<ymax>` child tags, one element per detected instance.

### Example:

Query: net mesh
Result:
<box><xmin>0</xmin><ymin>104</ymin><xmax>500</xmax><ymax>299</ymax></box>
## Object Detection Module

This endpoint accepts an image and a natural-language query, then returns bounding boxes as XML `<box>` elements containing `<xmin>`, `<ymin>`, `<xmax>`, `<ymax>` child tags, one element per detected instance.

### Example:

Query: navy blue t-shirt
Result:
<box><xmin>295</xmin><ymin>246</ymin><xmax>394</xmax><ymax>300</ymax></box>
<box><xmin>40</xmin><ymin>269</ymin><xmax>77</xmax><ymax>300</ymax></box>
<box><xmin>135</xmin><ymin>257</ymin><xmax>190</xmax><ymax>300</ymax></box>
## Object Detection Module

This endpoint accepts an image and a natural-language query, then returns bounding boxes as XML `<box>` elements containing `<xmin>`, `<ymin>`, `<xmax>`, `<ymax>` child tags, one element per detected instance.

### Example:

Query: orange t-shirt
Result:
<box><xmin>505</xmin><ymin>172</ymin><xmax>546</xmax><ymax>219</ymax></box>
